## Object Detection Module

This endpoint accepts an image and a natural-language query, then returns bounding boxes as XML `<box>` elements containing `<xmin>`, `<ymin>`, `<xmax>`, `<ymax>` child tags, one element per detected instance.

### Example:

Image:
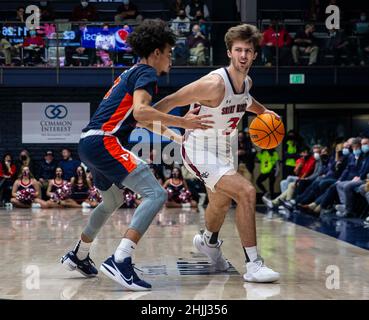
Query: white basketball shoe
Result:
<box><xmin>193</xmin><ymin>233</ymin><xmax>229</xmax><ymax>271</ymax></box>
<box><xmin>244</xmin><ymin>256</ymin><xmax>280</xmax><ymax>283</ymax></box>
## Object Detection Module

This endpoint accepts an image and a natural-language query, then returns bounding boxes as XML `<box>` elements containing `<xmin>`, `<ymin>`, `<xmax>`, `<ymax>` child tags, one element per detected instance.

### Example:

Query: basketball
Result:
<box><xmin>249</xmin><ymin>113</ymin><xmax>285</xmax><ymax>149</ymax></box>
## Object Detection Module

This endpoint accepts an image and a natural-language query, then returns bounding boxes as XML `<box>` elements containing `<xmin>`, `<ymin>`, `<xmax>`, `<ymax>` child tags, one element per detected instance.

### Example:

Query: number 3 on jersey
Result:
<box><xmin>222</xmin><ymin>117</ymin><xmax>240</xmax><ymax>135</ymax></box>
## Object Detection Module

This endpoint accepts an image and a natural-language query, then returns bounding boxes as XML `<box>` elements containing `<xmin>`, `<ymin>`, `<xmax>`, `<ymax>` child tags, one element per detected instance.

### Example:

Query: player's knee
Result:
<box><xmin>239</xmin><ymin>184</ymin><xmax>256</xmax><ymax>202</ymax></box>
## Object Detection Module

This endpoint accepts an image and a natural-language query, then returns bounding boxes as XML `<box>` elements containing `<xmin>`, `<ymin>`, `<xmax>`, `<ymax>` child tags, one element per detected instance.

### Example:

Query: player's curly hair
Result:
<box><xmin>224</xmin><ymin>24</ymin><xmax>262</xmax><ymax>52</ymax></box>
<box><xmin>127</xmin><ymin>19</ymin><xmax>176</xmax><ymax>59</ymax></box>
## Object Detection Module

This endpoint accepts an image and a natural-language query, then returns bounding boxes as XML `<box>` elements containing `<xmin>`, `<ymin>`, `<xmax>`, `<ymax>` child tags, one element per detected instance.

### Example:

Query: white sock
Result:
<box><xmin>114</xmin><ymin>238</ymin><xmax>136</xmax><ymax>263</ymax></box>
<box><xmin>203</xmin><ymin>229</ymin><xmax>218</xmax><ymax>247</ymax></box>
<box><xmin>244</xmin><ymin>246</ymin><xmax>258</xmax><ymax>262</ymax></box>
<box><xmin>74</xmin><ymin>240</ymin><xmax>91</xmax><ymax>260</ymax></box>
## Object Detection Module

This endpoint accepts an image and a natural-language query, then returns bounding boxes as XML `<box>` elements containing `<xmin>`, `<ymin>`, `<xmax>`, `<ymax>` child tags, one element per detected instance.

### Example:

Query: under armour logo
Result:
<box><xmin>121</xmin><ymin>154</ymin><xmax>129</xmax><ymax>161</ymax></box>
<box><xmin>226</xmin><ymin>99</ymin><xmax>232</xmax><ymax>104</ymax></box>
<box><xmin>201</xmin><ymin>172</ymin><xmax>209</xmax><ymax>178</ymax></box>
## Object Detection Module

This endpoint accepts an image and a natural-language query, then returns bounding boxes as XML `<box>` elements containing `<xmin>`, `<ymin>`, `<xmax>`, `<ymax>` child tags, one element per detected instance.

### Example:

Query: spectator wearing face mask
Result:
<box><xmin>335</xmin><ymin>137</ymin><xmax>369</xmax><ymax>217</ymax></box>
<box><xmin>72</xmin><ymin>0</ymin><xmax>98</xmax><ymax>22</ymax></box>
<box><xmin>311</xmin><ymin>138</ymin><xmax>365</xmax><ymax>215</ymax></box>
<box><xmin>115</xmin><ymin>0</ymin><xmax>143</xmax><ymax>26</ymax></box>
<box><xmin>10</xmin><ymin>166</ymin><xmax>49</xmax><ymax>209</ymax></box>
<box><xmin>262</xmin><ymin>145</ymin><xmax>321</xmax><ymax>210</ymax></box>
<box><xmin>171</xmin><ymin>9</ymin><xmax>191</xmax><ymax>37</ymax></box>
<box><xmin>16</xmin><ymin>149</ymin><xmax>36</xmax><ymax>178</ymax></box>
<box><xmin>297</xmin><ymin>141</ymin><xmax>351</xmax><ymax>209</ymax></box>
<box><xmin>22</xmin><ymin>29</ymin><xmax>45</xmax><ymax>66</ymax></box>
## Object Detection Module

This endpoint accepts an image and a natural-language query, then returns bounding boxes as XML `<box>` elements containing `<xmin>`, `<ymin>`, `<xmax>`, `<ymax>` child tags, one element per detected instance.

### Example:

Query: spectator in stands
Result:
<box><xmin>261</xmin><ymin>20</ymin><xmax>292</xmax><ymax>66</ymax></box>
<box><xmin>15</xmin><ymin>6</ymin><xmax>25</xmax><ymax>24</ymax></box>
<box><xmin>10</xmin><ymin>166</ymin><xmax>48</xmax><ymax>209</ymax></box>
<box><xmin>0</xmin><ymin>153</ymin><xmax>16</xmax><ymax>205</ymax></box>
<box><xmin>46</xmin><ymin>167</ymin><xmax>80</xmax><ymax>208</ymax></box>
<box><xmin>187</xmin><ymin>23</ymin><xmax>209</xmax><ymax>65</ymax></box>
<box><xmin>38</xmin><ymin>150</ymin><xmax>58</xmax><ymax>198</ymax></box>
<box><xmin>170</xmin><ymin>0</ymin><xmax>186</xmax><ymax>19</ymax></box>
<box><xmin>39</xmin><ymin>1</ymin><xmax>55</xmax><ymax>21</ymax></box>
<box><xmin>297</xmin><ymin>144</ymin><xmax>348</xmax><ymax>209</ymax></box>
<box><xmin>313</xmin><ymin>138</ymin><xmax>363</xmax><ymax>215</ymax></box>
<box><xmin>292</xmin><ymin>23</ymin><xmax>319</xmax><ymax>66</ymax></box>
<box><xmin>58</xmin><ymin>148</ymin><xmax>81</xmax><ymax>181</ymax></box>
<box><xmin>325</xmin><ymin>28</ymin><xmax>351</xmax><ymax>65</ymax></box>
<box><xmin>263</xmin><ymin>145</ymin><xmax>321</xmax><ymax>210</ymax></box>
<box><xmin>65</xmin><ymin>23</ymin><xmax>95</xmax><ymax>66</ymax></box>
<box><xmin>353</xmin><ymin>12</ymin><xmax>369</xmax><ymax>66</ymax></box>
<box><xmin>185</xmin><ymin>0</ymin><xmax>210</xmax><ymax>20</ymax></box>
<box><xmin>16</xmin><ymin>149</ymin><xmax>36</xmax><ymax>178</ymax></box>
<box><xmin>0</xmin><ymin>34</ymin><xmax>19</xmax><ymax>66</ymax></box>
<box><xmin>115</xmin><ymin>0</ymin><xmax>143</xmax><ymax>26</ymax></box>
<box><xmin>22</xmin><ymin>29</ymin><xmax>46</xmax><ymax>66</ymax></box>
<box><xmin>171</xmin><ymin>9</ymin><xmax>191</xmax><ymax>37</ymax></box>
<box><xmin>256</xmin><ymin>149</ymin><xmax>279</xmax><ymax>198</ymax></box>
<box><xmin>95</xmin><ymin>23</ymin><xmax>115</xmax><ymax>67</ymax></box>
<box><xmin>72</xmin><ymin>0</ymin><xmax>98</xmax><ymax>22</ymax></box>
<box><xmin>335</xmin><ymin>137</ymin><xmax>369</xmax><ymax>217</ymax></box>
<box><xmin>164</xmin><ymin>167</ymin><xmax>197</xmax><ymax>208</ymax></box>
<box><xmin>283</xmin><ymin>130</ymin><xmax>300</xmax><ymax>178</ymax></box>
<box><xmin>193</xmin><ymin>9</ymin><xmax>211</xmax><ymax>38</ymax></box>
<box><xmin>70</xmin><ymin>166</ymin><xmax>96</xmax><ymax>208</ymax></box>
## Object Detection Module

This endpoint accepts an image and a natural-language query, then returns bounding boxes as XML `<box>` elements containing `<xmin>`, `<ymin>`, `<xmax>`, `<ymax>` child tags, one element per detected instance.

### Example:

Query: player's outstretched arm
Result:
<box><xmin>153</xmin><ymin>75</ymin><xmax>224</xmax><ymax>113</ymax></box>
<box><xmin>133</xmin><ymin>89</ymin><xmax>213</xmax><ymax>130</ymax></box>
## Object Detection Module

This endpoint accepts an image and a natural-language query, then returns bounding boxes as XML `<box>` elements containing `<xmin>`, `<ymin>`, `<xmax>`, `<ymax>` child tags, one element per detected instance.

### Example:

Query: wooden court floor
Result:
<box><xmin>1</xmin><ymin>206</ymin><xmax>369</xmax><ymax>300</ymax></box>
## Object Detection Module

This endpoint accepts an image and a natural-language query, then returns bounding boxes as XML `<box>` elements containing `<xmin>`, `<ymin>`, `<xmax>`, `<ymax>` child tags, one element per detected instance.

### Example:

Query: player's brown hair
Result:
<box><xmin>224</xmin><ymin>24</ymin><xmax>262</xmax><ymax>51</ymax></box>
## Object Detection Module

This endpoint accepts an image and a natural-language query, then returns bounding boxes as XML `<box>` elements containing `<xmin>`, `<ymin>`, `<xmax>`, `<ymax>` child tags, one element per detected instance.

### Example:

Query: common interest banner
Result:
<box><xmin>22</xmin><ymin>103</ymin><xmax>90</xmax><ymax>143</ymax></box>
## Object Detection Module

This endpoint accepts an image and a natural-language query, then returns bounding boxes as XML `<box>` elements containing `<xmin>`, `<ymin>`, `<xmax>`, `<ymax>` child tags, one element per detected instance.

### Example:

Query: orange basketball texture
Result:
<box><xmin>249</xmin><ymin>113</ymin><xmax>285</xmax><ymax>149</ymax></box>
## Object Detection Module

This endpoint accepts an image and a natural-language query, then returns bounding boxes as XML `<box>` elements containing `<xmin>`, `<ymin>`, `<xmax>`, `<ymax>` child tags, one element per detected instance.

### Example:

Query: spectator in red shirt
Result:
<box><xmin>261</xmin><ymin>20</ymin><xmax>292</xmax><ymax>66</ymax></box>
<box><xmin>0</xmin><ymin>153</ymin><xmax>17</xmax><ymax>205</ymax></box>
<box><xmin>263</xmin><ymin>145</ymin><xmax>321</xmax><ymax>210</ymax></box>
<box><xmin>22</xmin><ymin>29</ymin><xmax>45</xmax><ymax>65</ymax></box>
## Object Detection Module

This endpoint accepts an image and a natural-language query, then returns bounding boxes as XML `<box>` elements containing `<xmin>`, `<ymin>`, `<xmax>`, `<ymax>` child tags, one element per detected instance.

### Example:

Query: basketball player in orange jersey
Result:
<box><xmin>154</xmin><ymin>24</ymin><xmax>280</xmax><ymax>282</ymax></box>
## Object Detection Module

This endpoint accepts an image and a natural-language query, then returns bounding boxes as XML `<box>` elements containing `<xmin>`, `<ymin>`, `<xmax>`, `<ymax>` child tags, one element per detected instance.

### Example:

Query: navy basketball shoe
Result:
<box><xmin>100</xmin><ymin>255</ymin><xmax>152</xmax><ymax>291</ymax></box>
<box><xmin>60</xmin><ymin>250</ymin><xmax>98</xmax><ymax>278</ymax></box>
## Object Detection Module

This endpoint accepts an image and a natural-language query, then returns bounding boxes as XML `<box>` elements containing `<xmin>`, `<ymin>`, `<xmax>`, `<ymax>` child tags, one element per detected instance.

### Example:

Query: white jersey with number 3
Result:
<box><xmin>182</xmin><ymin>67</ymin><xmax>253</xmax><ymax>191</ymax></box>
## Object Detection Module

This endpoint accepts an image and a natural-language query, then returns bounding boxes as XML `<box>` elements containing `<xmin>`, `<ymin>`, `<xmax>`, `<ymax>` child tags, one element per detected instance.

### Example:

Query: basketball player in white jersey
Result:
<box><xmin>154</xmin><ymin>24</ymin><xmax>280</xmax><ymax>282</ymax></box>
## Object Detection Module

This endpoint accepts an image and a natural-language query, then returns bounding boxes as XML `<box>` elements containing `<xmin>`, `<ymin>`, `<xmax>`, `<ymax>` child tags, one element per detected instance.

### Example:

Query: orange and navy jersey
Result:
<box><xmin>83</xmin><ymin>64</ymin><xmax>158</xmax><ymax>143</ymax></box>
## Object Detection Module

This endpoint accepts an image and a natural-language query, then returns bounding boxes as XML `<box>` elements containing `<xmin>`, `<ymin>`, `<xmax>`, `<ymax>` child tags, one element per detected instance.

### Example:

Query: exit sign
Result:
<box><xmin>289</xmin><ymin>74</ymin><xmax>305</xmax><ymax>84</ymax></box>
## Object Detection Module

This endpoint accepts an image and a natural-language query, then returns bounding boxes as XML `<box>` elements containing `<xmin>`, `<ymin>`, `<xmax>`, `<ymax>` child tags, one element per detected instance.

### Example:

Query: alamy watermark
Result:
<box><xmin>25</xmin><ymin>5</ymin><xmax>40</xmax><ymax>30</ymax></box>
<box><xmin>325</xmin><ymin>5</ymin><xmax>340</xmax><ymax>30</ymax></box>
<box><xmin>325</xmin><ymin>265</ymin><xmax>340</xmax><ymax>290</ymax></box>
<box><xmin>23</xmin><ymin>264</ymin><xmax>40</xmax><ymax>290</ymax></box>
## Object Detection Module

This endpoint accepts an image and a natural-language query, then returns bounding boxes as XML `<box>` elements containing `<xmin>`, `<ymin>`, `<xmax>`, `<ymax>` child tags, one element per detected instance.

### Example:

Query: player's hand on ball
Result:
<box><xmin>183</xmin><ymin>107</ymin><xmax>214</xmax><ymax>130</ymax></box>
<box><xmin>260</xmin><ymin>109</ymin><xmax>280</xmax><ymax>120</ymax></box>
